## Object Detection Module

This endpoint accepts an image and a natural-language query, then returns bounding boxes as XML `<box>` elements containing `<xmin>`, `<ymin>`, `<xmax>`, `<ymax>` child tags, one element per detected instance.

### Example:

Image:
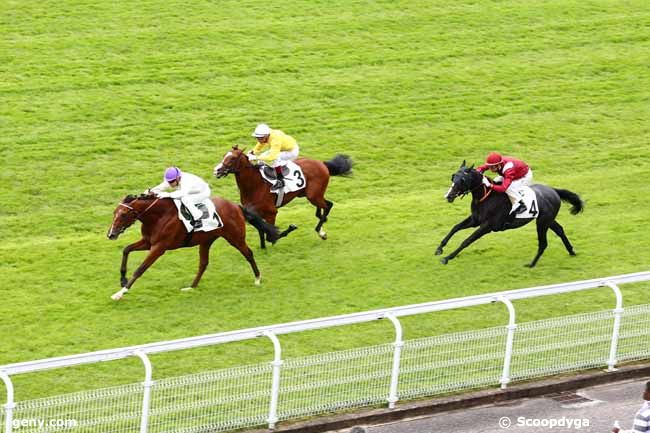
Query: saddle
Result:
<box><xmin>262</xmin><ymin>165</ymin><xmax>290</xmax><ymax>180</ymax></box>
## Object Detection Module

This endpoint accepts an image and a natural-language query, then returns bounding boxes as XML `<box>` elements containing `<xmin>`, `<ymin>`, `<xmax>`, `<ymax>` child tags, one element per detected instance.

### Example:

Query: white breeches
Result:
<box><xmin>502</xmin><ymin>169</ymin><xmax>533</xmax><ymax>204</ymax></box>
<box><xmin>181</xmin><ymin>192</ymin><xmax>210</xmax><ymax>220</ymax></box>
<box><xmin>262</xmin><ymin>145</ymin><xmax>299</xmax><ymax>168</ymax></box>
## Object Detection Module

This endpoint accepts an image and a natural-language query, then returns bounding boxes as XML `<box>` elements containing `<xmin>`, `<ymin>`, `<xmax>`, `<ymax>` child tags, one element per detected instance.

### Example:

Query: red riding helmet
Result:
<box><xmin>485</xmin><ymin>152</ymin><xmax>503</xmax><ymax>166</ymax></box>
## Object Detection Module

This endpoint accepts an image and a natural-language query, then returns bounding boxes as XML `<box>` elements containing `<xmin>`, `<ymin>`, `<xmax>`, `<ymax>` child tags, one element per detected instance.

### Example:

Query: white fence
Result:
<box><xmin>1</xmin><ymin>271</ymin><xmax>650</xmax><ymax>433</ymax></box>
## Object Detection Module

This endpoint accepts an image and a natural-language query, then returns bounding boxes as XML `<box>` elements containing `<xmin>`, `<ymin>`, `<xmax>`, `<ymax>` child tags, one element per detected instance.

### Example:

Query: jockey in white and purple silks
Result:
<box><xmin>150</xmin><ymin>167</ymin><xmax>211</xmax><ymax>227</ymax></box>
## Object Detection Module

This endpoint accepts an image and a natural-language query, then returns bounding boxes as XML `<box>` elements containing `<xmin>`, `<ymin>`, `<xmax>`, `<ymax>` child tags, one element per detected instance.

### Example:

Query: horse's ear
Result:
<box><xmin>469</xmin><ymin>164</ymin><xmax>474</xmax><ymax>170</ymax></box>
<box><xmin>460</xmin><ymin>160</ymin><xmax>466</xmax><ymax>168</ymax></box>
<box><xmin>232</xmin><ymin>144</ymin><xmax>239</xmax><ymax>150</ymax></box>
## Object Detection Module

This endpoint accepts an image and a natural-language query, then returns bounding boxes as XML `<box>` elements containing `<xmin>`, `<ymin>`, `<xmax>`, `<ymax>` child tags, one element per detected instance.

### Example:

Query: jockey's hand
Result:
<box><xmin>482</xmin><ymin>176</ymin><xmax>493</xmax><ymax>188</ymax></box>
<box><xmin>156</xmin><ymin>192</ymin><xmax>171</xmax><ymax>199</ymax></box>
<box><xmin>247</xmin><ymin>153</ymin><xmax>257</xmax><ymax>162</ymax></box>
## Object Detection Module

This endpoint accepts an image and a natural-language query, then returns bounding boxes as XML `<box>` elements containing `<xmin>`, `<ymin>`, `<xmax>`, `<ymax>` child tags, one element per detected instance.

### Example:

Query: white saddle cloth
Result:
<box><xmin>514</xmin><ymin>186</ymin><xmax>539</xmax><ymax>219</ymax></box>
<box><xmin>259</xmin><ymin>161</ymin><xmax>307</xmax><ymax>194</ymax></box>
<box><xmin>173</xmin><ymin>198</ymin><xmax>224</xmax><ymax>232</ymax></box>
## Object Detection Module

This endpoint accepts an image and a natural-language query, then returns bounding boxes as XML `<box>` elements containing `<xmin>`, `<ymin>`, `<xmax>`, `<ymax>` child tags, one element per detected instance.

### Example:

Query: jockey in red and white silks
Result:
<box><xmin>477</xmin><ymin>152</ymin><xmax>533</xmax><ymax>215</ymax></box>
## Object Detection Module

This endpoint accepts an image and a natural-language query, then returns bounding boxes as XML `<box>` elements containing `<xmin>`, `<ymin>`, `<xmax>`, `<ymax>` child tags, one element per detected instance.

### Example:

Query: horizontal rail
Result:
<box><xmin>1</xmin><ymin>271</ymin><xmax>648</xmax><ymax>376</ymax></box>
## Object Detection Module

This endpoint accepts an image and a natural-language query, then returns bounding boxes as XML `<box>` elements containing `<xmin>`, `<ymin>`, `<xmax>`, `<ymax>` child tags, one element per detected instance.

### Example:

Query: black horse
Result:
<box><xmin>436</xmin><ymin>161</ymin><xmax>584</xmax><ymax>267</ymax></box>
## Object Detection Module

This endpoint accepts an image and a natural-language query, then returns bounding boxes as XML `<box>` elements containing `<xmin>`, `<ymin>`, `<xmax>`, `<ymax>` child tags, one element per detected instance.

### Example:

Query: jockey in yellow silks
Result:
<box><xmin>248</xmin><ymin>123</ymin><xmax>299</xmax><ymax>190</ymax></box>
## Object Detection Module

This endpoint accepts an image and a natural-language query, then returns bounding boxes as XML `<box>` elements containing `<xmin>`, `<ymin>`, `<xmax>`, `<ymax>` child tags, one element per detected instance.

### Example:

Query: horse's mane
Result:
<box><xmin>123</xmin><ymin>193</ymin><xmax>156</xmax><ymax>203</ymax></box>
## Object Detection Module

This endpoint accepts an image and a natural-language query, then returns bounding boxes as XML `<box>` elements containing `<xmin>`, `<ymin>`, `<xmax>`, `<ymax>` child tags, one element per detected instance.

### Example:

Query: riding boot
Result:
<box><xmin>509</xmin><ymin>200</ymin><xmax>527</xmax><ymax>216</ymax></box>
<box><xmin>273</xmin><ymin>167</ymin><xmax>285</xmax><ymax>190</ymax></box>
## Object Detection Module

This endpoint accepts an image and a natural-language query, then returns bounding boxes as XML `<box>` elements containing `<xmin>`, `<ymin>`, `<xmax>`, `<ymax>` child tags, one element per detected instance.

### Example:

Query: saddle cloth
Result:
<box><xmin>514</xmin><ymin>186</ymin><xmax>539</xmax><ymax>219</ymax></box>
<box><xmin>173</xmin><ymin>198</ymin><xmax>224</xmax><ymax>232</ymax></box>
<box><xmin>259</xmin><ymin>161</ymin><xmax>307</xmax><ymax>194</ymax></box>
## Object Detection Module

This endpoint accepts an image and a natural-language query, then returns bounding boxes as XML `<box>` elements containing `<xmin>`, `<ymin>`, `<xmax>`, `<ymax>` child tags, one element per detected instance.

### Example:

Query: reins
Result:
<box><xmin>119</xmin><ymin>198</ymin><xmax>160</xmax><ymax>219</ymax></box>
<box><xmin>478</xmin><ymin>184</ymin><xmax>492</xmax><ymax>203</ymax></box>
<box><xmin>457</xmin><ymin>175</ymin><xmax>493</xmax><ymax>203</ymax></box>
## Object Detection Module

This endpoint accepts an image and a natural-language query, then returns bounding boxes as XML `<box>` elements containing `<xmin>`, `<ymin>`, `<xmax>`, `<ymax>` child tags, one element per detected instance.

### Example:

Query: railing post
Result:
<box><xmin>385</xmin><ymin>314</ymin><xmax>403</xmax><ymax>409</ymax></box>
<box><xmin>263</xmin><ymin>331</ymin><xmax>283</xmax><ymax>430</ymax></box>
<box><xmin>134</xmin><ymin>351</ymin><xmax>153</xmax><ymax>433</ymax></box>
<box><xmin>1</xmin><ymin>371</ymin><xmax>14</xmax><ymax>433</ymax></box>
<box><xmin>497</xmin><ymin>297</ymin><xmax>517</xmax><ymax>389</ymax></box>
<box><xmin>605</xmin><ymin>282</ymin><xmax>624</xmax><ymax>372</ymax></box>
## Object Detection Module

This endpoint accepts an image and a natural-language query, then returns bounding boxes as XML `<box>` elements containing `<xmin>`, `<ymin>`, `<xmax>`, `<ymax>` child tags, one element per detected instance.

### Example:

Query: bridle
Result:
<box><xmin>119</xmin><ymin>198</ymin><xmax>159</xmax><ymax>220</ymax></box>
<box><xmin>452</xmin><ymin>170</ymin><xmax>492</xmax><ymax>202</ymax></box>
<box><xmin>221</xmin><ymin>150</ymin><xmax>247</xmax><ymax>175</ymax></box>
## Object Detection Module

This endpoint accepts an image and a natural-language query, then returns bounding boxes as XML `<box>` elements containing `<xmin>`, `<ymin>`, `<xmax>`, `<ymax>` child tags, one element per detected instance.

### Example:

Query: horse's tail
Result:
<box><xmin>554</xmin><ymin>189</ymin><xmax>584</xmax><ymax>215</ymax></box>
<box><xmin>324</xmin><ymin>154</ymin><xmax>353</xmax><ymax>176</ymax></box>
<box><xmin>239</xmin><ymin>205</ymin><xmax>280</xmax><ymax>243</ymax></box>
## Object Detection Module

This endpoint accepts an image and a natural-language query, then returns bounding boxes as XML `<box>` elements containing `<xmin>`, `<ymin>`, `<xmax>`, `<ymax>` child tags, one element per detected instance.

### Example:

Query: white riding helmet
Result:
<box><xmin>252</xmin><ymin>123</ymin><xmax>271</xmax><ymax>138</ymax></box>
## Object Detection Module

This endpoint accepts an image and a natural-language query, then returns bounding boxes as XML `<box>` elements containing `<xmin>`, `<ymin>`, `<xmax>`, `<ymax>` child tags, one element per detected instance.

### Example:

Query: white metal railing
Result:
<box><xmin>0</xmin><ymin>271</ymin><xmax>649</xmax><ymax>433</ymax></box>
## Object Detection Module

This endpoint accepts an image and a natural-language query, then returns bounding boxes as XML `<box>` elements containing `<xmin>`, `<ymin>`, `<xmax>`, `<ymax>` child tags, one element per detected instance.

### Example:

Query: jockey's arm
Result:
<box><xmin>490</xmin><ymin>174</ymin><xmax>513</xmax><ymax>193</ymax></box>
<box><xmin>150</xmin><ymin>181</ymin><xmax>170</xmax><ymax>194</ymax></box>
<box><xmin>476</xmin><ymin>164</ymin><xmax>488</xmax><ymax>173</ymax></box>
<box><xmin>259</xmin><ymin>142</ymin><xmax>281</xmax><ymax>164</ymax></box>
<box><xmin>168</xmin><ymin>177</ymin><xmax>210</xmax><ymax>199</ymax></box>
<box><xmin>252</xmin><ymin>142</ymin><xmax>266</xmax><ymax>155</ymax></box>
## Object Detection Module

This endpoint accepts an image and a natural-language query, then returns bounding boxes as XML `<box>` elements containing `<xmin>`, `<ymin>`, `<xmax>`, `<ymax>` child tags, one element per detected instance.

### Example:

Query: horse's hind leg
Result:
<box><xmin>120</xmin><ymin>238</ymin><xmax>150</xmax><ymax>287</ymax></box>
<box><xmin>314</xmin><ymin>200</ymin><xmax>333</xmax><ymax>240</ymax></box>
<box><xmin>266</xmin><ymin>212</ymin><xmax>297</xmax><ymax>245</ymax></box>
<box><xmin>187</xmin><ymin>240</ymin><xmax>215</xmax><ymax>290</ymax></box>
<box><xmin>528</xmin><ymin>223</ymin><xmax>550</xmax><ymax>268</ymax></box>
<box><xmin>549</xmin><ymin>220</ymin><xmax>576</xmax><ymax>256</ymax></box>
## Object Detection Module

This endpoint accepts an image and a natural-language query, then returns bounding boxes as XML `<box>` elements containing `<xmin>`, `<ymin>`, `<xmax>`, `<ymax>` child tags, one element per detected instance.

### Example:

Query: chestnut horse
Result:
<box><xmin>107</xmin><ymin>193</ymin><xmax>279</xmax><ymax>300</ymax></box>
<box><xmin>214</xmin><ymin>146</ymin><xmax>353</xmax><ymax>248</ymax></box>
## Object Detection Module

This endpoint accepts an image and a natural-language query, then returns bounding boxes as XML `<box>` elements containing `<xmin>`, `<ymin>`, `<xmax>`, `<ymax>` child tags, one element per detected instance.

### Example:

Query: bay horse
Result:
<box><xmin>436</xmin><ymin>161</ymin><xmax>584</xmax><ymax>267</ymax></box>
<box><xmin>213</xmin><ymin>145</ymin><xmax>353</xmax><ymax>248</ymax></box>
<box><xmin>106</xmin><ymin>193</ymin><xmax>279</xmax><ymax>300</ymax></box>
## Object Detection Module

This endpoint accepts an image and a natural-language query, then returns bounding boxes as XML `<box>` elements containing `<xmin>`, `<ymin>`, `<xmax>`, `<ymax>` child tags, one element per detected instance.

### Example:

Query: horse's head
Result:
<box><xmin>444</xmin><ymin>160</ymin><xmax>481</xmax><ymax>202</ymax></box>
<box><xmin>107</xmin><ymin>193</ymin><xmax>156</xmax><ymax>240</ymax></box>
<box><xmin>213</xmin><ymin>145</ymin><xmax>248</xmax><ymax>178</ymax></box>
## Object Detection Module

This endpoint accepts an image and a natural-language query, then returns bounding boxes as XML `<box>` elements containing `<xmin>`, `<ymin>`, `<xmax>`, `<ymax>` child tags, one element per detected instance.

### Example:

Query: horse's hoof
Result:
<box><xmin>289</xmin><ymin>224</ymin><xmax>298</xmax><ymax>230</ymax></box>
<box><xmin>319</xmin><ymin>230</ymin><xmax>327</xmax><ymax>240</ymax></box>
<box><xmin>440</xmin><ymin>258</ymin><xmax>448</xmax><ymax>265</ymax></box>
<box><xmin>525</xmin><ymin>263</ymin><xmax>536</xmax><ymax>268</ymax></box>
<box><xmin>255</xmin><ymin>275</ymin><xmax>261</xmax><ymax>285</ymax></box>
<box><xmin>569</xmin><ymin>251</ymin><xmax>576</xmax><ymax>256</ymax></box>
<box><xmin>111</xmin><ymin>287</ymin><xmax>128</xmax><ymax>301</ymax></box>
<box><xmin>180</xmin><ymin>287</ymin><xmax>193</xmax><ymax>292</ymax></box>
<box><xmin>435</xmin><ymin>248</ymin><xmax>443</xmax><ymax>256</ymax></box>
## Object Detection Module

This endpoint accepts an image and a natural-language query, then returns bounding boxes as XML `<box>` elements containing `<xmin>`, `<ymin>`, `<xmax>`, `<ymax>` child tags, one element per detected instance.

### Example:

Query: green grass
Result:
<box><xmin>1</xmin><ymin>0</ymin><xmax>650</xmax><ymax>401</ymax></box>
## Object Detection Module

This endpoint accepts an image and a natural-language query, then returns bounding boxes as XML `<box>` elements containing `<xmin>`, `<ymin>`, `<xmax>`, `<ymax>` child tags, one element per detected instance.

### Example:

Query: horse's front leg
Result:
<box><xmin>112</xmin><ymin>245</ymin><xmax>166</xmax><ymax>301</ymax></box>
<box><xmin>120</xmin><ymin>239</ymin><xmax>150</xmax><ymax>287</ymax></box>
<box><xmin>436</xmin><ymin>215</ymin><xmax>478</xmax><ymax>255</ymax></box>
<box><xmin>440</xmin><ymin>224</ymin><xmax>492</xmax><ymax>265</ymax></box>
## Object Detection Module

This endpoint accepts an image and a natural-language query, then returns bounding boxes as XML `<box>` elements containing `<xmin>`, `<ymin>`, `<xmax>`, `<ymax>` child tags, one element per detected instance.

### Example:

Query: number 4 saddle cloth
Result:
<box><xmin>259</xmin><ymin>161</ymin><xmax>307</xmax><ymax>194</ymax></box>
<box><xmin>514</xmin><ymin>186</ymin><xmax>539</xmax><ymax>219</ymax></box>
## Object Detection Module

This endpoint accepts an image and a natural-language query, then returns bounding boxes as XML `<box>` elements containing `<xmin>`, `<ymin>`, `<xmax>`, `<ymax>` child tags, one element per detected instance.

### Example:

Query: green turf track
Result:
<box><xmin>1</xmin><ymin>0</ymin><xmax>649</xmax><ymax>399</ymax></box>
